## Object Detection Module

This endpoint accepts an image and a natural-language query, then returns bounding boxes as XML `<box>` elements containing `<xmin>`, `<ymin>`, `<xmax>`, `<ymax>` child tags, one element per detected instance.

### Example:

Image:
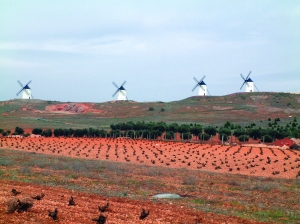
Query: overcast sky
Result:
<box><xmin>0</xmin><ymin>1</ymin><xmax>299</xmax><ymax>102</ymax></box>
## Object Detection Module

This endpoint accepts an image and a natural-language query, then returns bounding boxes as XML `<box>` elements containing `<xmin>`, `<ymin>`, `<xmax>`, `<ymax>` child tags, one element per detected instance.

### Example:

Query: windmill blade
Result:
<box><xmin>254</xmin><ymin>84</ymin><xmax>259</xmax><ymax>92</ymax></box>
<box><xmin>199</xmin><ymin>75</ymin><xmax>206</xmax><ymax>83</ymax></box>
<box><xmin>17</xmin><ymin>80</ymin><xmax>24</xmax><ymax>88</ymax></box>
<box><xmin>16</xmin><ymin>88</ymin><xmax>24</xmax><ymax>96</ymax></box>
<box><xmin>112</xmin><ymin>81</ymin><xmax>119</xmax><ymax>89</ymax></box>
<box><xmin>207</xmin><ymin>89</ymin><xmax>211</xmax><ymax>96</ymax></box>
<box><xmin>112</xmin><ymin>89</ymin><xmax>119</xmax><ymax>97</ymax></box>
<box><xmin>25</xmin><ymin>80</ymin><xmax>32</xmax><ymax>87</ymax></box>
<box><xmin>192</xmin><ymin>83</ymin><xmax>198</xmax><ymax>92</ymax></box>
<box><xmin>245</xmin><ymin>71</ymin><xmax>251</xmax><ymax>80</ymax></box>
<box><xmin>240</xmin><ymin>81</ymin><xmax>246</xmax><ymax>90</ymax></box>
<box><xmin>200</xmin><ymin>85</ymin><xmax>205</xmax><ymax>91</ymax></box>
<box><xmin>120</xmin><ymin>81</ymin><xmax>126</xmax><ymax>88</ymax></box>
<box><xmin>240</xmin><ymin>74</ymin><xmax>247</xmax><ymax>90</ymax></box>
<box><xmin>240</xmin><ymin>74</ymin><xmax>246</xmax><ymax>81</ymax></box>
<box><xmin>193</xmin><ymin>77</ymin><xmax>199</xmax><ymax>84</ymax></box>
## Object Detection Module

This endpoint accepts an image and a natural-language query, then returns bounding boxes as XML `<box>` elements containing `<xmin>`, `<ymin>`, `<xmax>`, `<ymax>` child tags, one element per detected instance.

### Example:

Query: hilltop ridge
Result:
<box><xmin>0</xmin><ymin>92</ymin><xmax>299</xmax><ymax>129</ymax></box>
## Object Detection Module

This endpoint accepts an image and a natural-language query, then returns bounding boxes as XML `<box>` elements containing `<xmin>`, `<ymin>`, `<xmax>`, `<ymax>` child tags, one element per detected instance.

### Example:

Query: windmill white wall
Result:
<box><xmin>198</xmin><ymin>85</ymin><xmax>207</xmax><ymax>96</ymax></box>
<box><xmin>245</xmin><ymin>81</ymin><xmax>254</xmax><ymax>92</ymax></box>
<box><xmin>117</xmin><ymin>90</ymin><xmax>127</xmax><ymax>100</ymax></box>
<box><xmin>21</xmin><ymin>89</ymin><xmax>32</xmax><ymax>99</ymax></box>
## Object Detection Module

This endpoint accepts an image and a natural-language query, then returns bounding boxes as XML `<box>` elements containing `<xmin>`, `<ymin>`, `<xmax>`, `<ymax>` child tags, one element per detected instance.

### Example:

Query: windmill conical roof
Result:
<box><xmin>199</xmin><ymin>81</ymin><xmax>206</xmax><ymax>85</ymax></box>
<box><xmin>119</xmin><ymin>86</ymin><xmax>126</xmax><ymax>90</ymax></box>
<box><xmin>246</xmin><ymin>78</ymin><xmax>253</xmax><ymax>82</ymax></box>
<box><xmin>24</xmin><ymin>85</ymin><xmax>31</xmax><ymax>89</ymax></box>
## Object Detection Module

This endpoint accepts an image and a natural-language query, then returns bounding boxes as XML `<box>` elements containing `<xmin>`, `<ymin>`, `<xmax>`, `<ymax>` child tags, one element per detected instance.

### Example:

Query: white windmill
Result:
<box><xmin>240</xmin><ymin>71</ymin><xmax>259</xmax><ymax>92</ymax></box>
<box><xmin>16</xmin><ymin>80</ymin><xmax>33</xmax><ymax>99</ymax></box>
<box><xmin>192</xmin><ymin>76</ymin><xmax>210</xmax><ymax>96</ymax></box>
<box><xmin>112</xmin><ymin>81</ymin><xmax>127</xmax><ymax>100</ymax></box>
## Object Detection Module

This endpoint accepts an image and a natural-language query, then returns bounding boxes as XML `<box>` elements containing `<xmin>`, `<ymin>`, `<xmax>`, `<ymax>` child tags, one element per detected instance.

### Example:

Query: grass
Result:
<box><xmin>1</xmin><ymin>92</ymin><xmax>300</xmax><ymax>130</ymax></box>
<box><xmin>1</xmin><ymin>147</ymin><xmax>300</xmax><ymax>223</ymax></box>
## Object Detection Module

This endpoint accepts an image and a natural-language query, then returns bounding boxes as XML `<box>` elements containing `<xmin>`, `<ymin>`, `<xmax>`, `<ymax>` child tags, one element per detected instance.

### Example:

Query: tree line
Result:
<box><xmin>0</xmin><ymin>117</ymin><xmax>299</xmax><ymax>143</ymax></box>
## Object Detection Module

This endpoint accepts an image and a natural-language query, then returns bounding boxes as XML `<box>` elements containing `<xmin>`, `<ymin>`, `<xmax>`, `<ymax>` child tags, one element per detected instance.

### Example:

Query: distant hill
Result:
<box><xmin>0</xmin><ymin>92</ymin><xmax>299</xmax><ymax>130</ymax></box>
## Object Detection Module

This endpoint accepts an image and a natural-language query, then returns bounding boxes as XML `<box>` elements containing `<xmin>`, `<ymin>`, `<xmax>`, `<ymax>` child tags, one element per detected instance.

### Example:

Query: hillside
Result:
<box><xmin>0</xmin><ymin>92</ymin><xmax>299</xmax><ymax>130</ymax></box>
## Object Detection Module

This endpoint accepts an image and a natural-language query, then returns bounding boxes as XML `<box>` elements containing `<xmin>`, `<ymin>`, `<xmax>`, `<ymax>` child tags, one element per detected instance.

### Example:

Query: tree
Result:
<box><xmin>32</xmin><ymin>128</ymin><xmax>43</xmax><ymax>135</ymax></box>
<box><xmin>167</xmin><ymin>123</ymin><xmax>179</xmax><ymax>132</ymax></box>
<box><xmin>142</xmin><ymin>130</ymin><xmax>150</xmax><ymax>139</ymax></box>
<box><xmin>73</xmin><ymin>129</ymin><xmax>84</xmax><ymax>137</ymax></box>
<box><xmin>219</xmin><ymin>134</ymin><xmax>229</xmax><ymax>141</ymax></box>
<box><xmin>204</xmin><ymin>126</ymin><xmax>217</xmax><ymax>136</ymax></box>
<box><xmin>247</xmin><ymin>128</ymin><xmax>262</xmax><ymax>140</ymax></box>
<box><xmin>238</xmin><ymin>135</ymin><xmax>249</xmax><ymax>142</ymax></box>
<box><xmin>202</xmin><ymin>133</ymin><xmax>211</xmax><ymax>141</ymax></box>
<box><xmin>182</xmin><ymin>132</ymin><xmax>192</xmax><ymax>140</ymax></box>
<box><xmin>126</xmin><ymin>130</ymin><xmax>135</xmax><ymax>138</ymax></box>
<box><xmin>263</xmin><ymin>135</ymin><xmax>273</xmax><ymax>143</ymax></box>
<box><xmin>233</xmin><ymin>128</ymin><xmax>246</xmax><ymax>137</ymax></box>
<box><xmin>153</xmin><ymin>122</ymin><xmax>167</xmax><ymax>133</ymax></box>
<box><xmin>41</xmin><ymin>129</ymin><xmax>52</xmax><ymax>137</ymax></box>
<box><xmin>165</xmin><ymin>131</ymin><xmax>174</xmax><ymax>140</ymax></box>
<box><xmin>190</xmin><ymin>125</ymin><xmax>202</xmax><ymax>136</ymax></box>
<box><xmin>218</xmin><ymin>127</ymin><xmax>231</xmax><ymax>136</ymax></box>
<box><xmin>179</xmin><ymin>124</ymin><xmax>190</xmax><ymax>133</ymax></box>
<box><xmin>15</xmin><ymin>127</ymin><xmax>24</xmax><ymax>135</ymax></box>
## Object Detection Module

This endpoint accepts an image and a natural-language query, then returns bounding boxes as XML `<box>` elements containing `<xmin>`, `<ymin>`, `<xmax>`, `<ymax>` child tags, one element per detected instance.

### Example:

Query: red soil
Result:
<box><xmin>0</xmin><ymin>180</ymin><xmax>263</xmax><ymax>224</ymax></box>
<box><xmin>1</xmin><ymin>137</ymin><xmax>300</xmax><ymax>179</ymax></box>
<box><xmin>45</xmin><ymin>103</ymin><xmax>103</xmax><ymax>114</ymax></box>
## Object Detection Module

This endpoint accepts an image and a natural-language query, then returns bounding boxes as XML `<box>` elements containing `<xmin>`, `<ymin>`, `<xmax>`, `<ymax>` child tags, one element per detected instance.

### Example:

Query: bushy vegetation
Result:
<box><xmin>41</xmin><ymin>129</ymin><xmax>52</xmax><ymax>137</ymax></box>
<box><xmin>238</xmin><ymin>135</ymin><xmax>249</xmax><ymax>142</ymax></box>
<box><xmin>2</xmin><ymin>117</ymin><xmax>299</xmax><ymax>142</ymax></box>
<box><xmin>32</xmin><ymin>128</ymin><xmax>43</xmax><ymax>135</ymax></box>
<box><xmin>15</xmin><ymin>127</ymin><xmax>24</xmax><ymax>135</ymax></box>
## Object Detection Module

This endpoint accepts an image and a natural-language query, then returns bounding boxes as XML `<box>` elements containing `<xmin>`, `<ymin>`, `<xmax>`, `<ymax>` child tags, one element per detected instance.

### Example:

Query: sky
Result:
<box><xmin>0</xmin><ymin>0</ymin><xmax>299</xmax><ymax>102</ymax></box>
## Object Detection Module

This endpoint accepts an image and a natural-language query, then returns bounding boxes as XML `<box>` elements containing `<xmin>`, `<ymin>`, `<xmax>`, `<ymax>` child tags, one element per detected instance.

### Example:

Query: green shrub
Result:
<box><xmin>0</xmin><ymin>129</ymin><xmax>3</xmax><ymax>133</ymax></box>
<box><xmin>165</xmin><ymin>131</ymin><xmax>174</xmax><ymax>140</ymax></box>
<box><xmin>160</xmin><ymin>108</ymin><xmax>165</xmax><ymax>112</ymax></box>
<box><xmin>203</xmin><ymin>133</ymin><xmax>211</xmax><ymax>141</ymax></box>
<box><xmin>263</xmin><ymin>135</ymin><xmax>273</xmax><ymax>143</ymax></box>
<box><xmin>233</xmin><ymin>129</ymin><xmax>246</xmax><ymax>137</ymax></box>
<box><xmin>41</xmin><ymin>129</ymin><xmax>52</xmax><ymax>137</ymax></box>
<box><xmin>2</xmin><ymin>132</ymin><xmax>8</xmax><ymax>136</ymax></box>
<box><xmin>23</xmin><ymin>133</ymin><xmax>30</xmax><ymax>137</ymax></box>
<box><xmin>182</xmin><ymin>132</ymin><xmax>192</xmax><ymax>140</ymax></box>
<box><xmin>32</xmin><ymin>128</ymin><xmax>43</xmax><ymax>135</ymax></box>
<box><xmin>238</xmin><ymin>135</ymin><xmax>249</xmax><ymax>142</ymax></box>
<box><xmin>148</xmin><ymin>107</ymin><xmax>154</xmax><ymax>111</ymax></box>
<box><xmin>204</xmin><ymin>126</ymin><xmax>217</xmax><ymax>136</ymax></box>
<box><xmin>15</xmin><ymin>127</ymin><xmax>24</xmax><ymax>135</ymax></box>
